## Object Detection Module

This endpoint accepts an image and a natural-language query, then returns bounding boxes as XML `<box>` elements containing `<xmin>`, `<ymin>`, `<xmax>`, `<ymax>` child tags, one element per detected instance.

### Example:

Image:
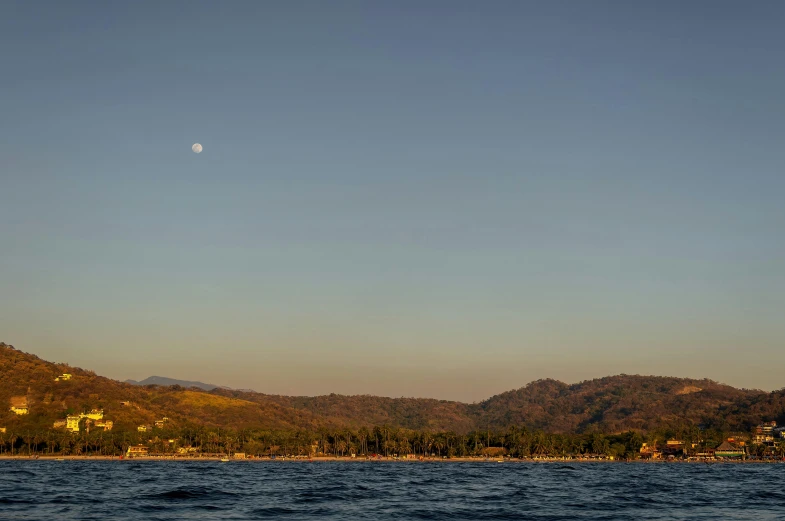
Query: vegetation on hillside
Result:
<box><xmin>1</xmin><ymin>342</ymin><xmax>784</xmax><ymax>458</ymax></box>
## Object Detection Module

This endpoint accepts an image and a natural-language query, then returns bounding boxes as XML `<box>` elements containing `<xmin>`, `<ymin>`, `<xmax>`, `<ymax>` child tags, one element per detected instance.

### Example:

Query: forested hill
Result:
<box><xmin>472</xmin><ymin>376</ymin><xmax>776</xmax><ymax>433</ymax></box>
<box><xmin>0</xmin><ymin>343</ymin><xmax>317</xmax><ymax>432</ymax></box>
<box><xmin>2</xmin><ymin>342</ymin><xmax>784</xmax><ymax>434</ymax></box>
<box><xmin>211</xmin><ymin>389</ymin><xmax>474</xmax><ymax>432</ymax></box>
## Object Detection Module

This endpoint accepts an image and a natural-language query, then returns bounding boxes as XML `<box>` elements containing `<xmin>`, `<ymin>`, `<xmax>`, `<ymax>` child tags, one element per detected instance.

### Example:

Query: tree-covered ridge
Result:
<box><xmin>472</xmin><ymin>375</ymin><xmax>769</xmax><ymax>433</ymax></box>
<box><xmin>214</xmin><ymin>389</ymin><xmax>474</xmax><ymax>432</ymax></box>
<box><xmin>2</xmin><ymin>342</ymin><xmax>784</xmax><ymax>439</ymax></box>
<box><xmin>0</xmin><ymin>343</ymin><xmax>310</xmax><ymax>432</ymax></box>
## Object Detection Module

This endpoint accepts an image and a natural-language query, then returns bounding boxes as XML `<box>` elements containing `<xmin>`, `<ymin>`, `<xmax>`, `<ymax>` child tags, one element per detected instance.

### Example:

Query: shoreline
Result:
<box><xmin>1</xmin><ymin>455</ymin><xmax>782</xmax><ymax>463</ymax></box>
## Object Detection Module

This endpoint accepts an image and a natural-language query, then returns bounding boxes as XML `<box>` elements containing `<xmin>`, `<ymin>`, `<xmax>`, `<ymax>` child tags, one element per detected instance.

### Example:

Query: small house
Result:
<box><xmin>694</xmin><ymin>448</ymin><xmax>715</xmax><ymax>460</ymax></box>
<box><xmin>126</xmin><ymin>445</ymin><xmax>149</xmax><ymax>458</ymax></box>
<box><xmin>94</xmin><ymin>420</ymin><xmax>113</xmax><ymax>431</ymax></box>
<box><xmin>639</xmin><ymin>443</ymin><xmax>662</xmax><ymax>459</ymax></box>
<box><xmin>66</xmin><ymin>415</ymin><xmax>82</xmax><ymax>433</ymax></box>
<box><xmin>83</xmin><ymin>409</ymin><xmax>104</xmax><ymax>420</ymax></box>
<box><xmin>9</xmin><ymin>396</ymin><xmax>29</xmax><ymax>415</ymax></box>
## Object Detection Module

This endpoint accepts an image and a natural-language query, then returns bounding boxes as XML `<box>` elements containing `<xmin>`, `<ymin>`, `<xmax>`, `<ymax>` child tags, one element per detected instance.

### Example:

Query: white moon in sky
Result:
<box><xmin>192</xmin><ymin>143</ymin><xmax>203</xmax><ymax>153</ymax></box>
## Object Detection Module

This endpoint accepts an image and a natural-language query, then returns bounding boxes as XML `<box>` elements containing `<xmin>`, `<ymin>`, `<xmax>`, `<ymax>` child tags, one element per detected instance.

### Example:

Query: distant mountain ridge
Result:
<box><xmin>125</xmin><ymin>376</ymin><xmax>227</xmax><ymax>391</ymax></box>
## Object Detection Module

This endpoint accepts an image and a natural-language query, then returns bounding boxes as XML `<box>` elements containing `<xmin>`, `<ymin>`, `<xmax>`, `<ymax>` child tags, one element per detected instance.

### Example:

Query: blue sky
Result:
<box><xmin>1</xmin><ymin>1</ymin><xmax>783</xmax><ymax>400</ymax></box>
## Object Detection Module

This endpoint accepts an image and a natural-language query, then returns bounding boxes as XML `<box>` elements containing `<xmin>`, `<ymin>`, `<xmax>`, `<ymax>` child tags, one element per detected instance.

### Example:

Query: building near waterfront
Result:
<box><xmin>126</xmin><ymin>445</ymin><xmax>149</xmax><ymax>458</ymax></box>
<box><xmin>754</xmin><ymin>422</ymin><xmax>777</xmax><ymax>444</ymax></box>
<box><xmin>639</xmin><ymin>443</ymin><xmax>662</xmax><ymax>459</ymax></box>
<box><xmin>715</xmin><ymin>441</ymin><xmax>745</xmax><ymax>458</ymax></box>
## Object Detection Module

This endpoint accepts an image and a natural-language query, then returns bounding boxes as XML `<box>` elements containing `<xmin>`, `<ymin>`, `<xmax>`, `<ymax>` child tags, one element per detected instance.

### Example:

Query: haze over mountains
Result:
<box><xmin>2</xmin><ymin>342</ymin><xmax>784</xmax><ymax>434</ymax></box>
<box><xmin>125</xmin><ymin>376</ymin><xmax>226</xmax><ymax>392</ymax></box>
<box><xmin>125</xmin><ymin>376</ymin><xmax>257</xmax><ymax>393</ymax></box>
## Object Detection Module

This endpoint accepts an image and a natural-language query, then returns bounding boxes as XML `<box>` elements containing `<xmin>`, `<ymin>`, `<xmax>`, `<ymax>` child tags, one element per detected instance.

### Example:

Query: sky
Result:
<box><xmin>1</xmin><ymin>1</ymin><xmax>784</xmax><ymax>402</ymax></box>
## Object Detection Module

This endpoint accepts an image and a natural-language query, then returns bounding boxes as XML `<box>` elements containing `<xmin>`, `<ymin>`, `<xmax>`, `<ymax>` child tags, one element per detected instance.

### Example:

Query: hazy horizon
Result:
<box><xmin>3</xmin><ymin>341</ymin><xmax>781</xmax><ymax>402</ymax></box>
<box><xmin>2</xmin><ymin>1</ymin><xmax>784</xmax><ymax>402</ymax></box>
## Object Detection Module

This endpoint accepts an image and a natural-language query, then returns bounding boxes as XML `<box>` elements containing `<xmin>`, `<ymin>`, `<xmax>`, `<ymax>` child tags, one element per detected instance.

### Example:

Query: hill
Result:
<box><xmin>212</xmin><ymin>389</ymin><xmax>474</xmax><ymax>432</ymax></box>
<box><xmin>126</xmin><ymin>376</ymin><xmax>226</xmax><ymax>391</ymax></box>
<box><xmin>2</xmin><ymin>342</ymin><xmax>783</xmax><ymax>437</ymax></box>
<box><xmin>470</xmin><ymin>375</ymin><xmax>767</xmax><ymax>433</ymax></box>
<box><xmin>0</xmin><ymin>343</ymin><xmax>310</xmax><ymax>433</ymax></box>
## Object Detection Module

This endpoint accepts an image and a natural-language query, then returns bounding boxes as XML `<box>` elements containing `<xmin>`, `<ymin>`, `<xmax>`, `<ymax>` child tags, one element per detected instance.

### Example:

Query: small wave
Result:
<box><xmin>0</xmin><ymin>498</ymin><xmax>36</xmax><ymax>504</ymax></box>
<box><xmin>749</xmin><ymin>490</ymin><xmax>785</xmax><ymax>501</ymax></box>
<box><xmin>249</xmin><ymin>506</ymin><xmax>300</xmax><ymax>517</ymax></box>
<box><xmin>47</xmin><ymin>495</ymin><xmax>76</xmax><ymax>504</ymax></box>
<box><xmin>145</xmin><ymin>487</ymin><xmax>238</xmax><ymax>500</ymax></box>
<box><xmin>2</xmin><ymin>469</ymin><xmax>38</xmax><ymax>478</ymax></box>
<box><xmin>297</xmin><ymin>490</ymin><xmax>350</xmax><ymax>503</ymax></box>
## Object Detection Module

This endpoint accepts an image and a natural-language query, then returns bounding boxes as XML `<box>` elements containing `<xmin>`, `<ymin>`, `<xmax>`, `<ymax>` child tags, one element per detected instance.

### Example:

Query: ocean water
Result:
<box><xmin>1</xmin><ymin>461</ymin><xmax>784</xmax><ymax>520</ymax></box>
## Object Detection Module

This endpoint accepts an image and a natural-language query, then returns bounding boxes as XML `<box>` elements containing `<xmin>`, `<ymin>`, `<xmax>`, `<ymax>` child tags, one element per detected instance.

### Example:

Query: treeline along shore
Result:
<box><xmin>2</xmin><ymin>342</ymin><xmax>784</xmax><ymax>462</ymax></box>
<box><xmin>1</xmin><ymin>424</ymin><xmax>784</xmax><ymax>461</ymax></box>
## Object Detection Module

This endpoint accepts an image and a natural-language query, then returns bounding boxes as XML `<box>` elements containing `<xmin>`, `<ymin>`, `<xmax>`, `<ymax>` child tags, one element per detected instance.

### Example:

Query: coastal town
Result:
<box><xmin>2</xmin><ymin>343</ymin><xmax>784</xmax><ymax>462</ymax></box>
<box><xmin>3</xmin><ymin>389</ymin><xmax>784</xmax><ymax>461</ymax></box>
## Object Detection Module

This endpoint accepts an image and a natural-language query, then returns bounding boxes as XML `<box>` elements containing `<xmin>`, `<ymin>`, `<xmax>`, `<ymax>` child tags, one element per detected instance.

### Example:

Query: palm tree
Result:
<box><xmin>590</xmin><ymin>434</ymin><xmax>610</xmax><ymax>457</ymax></box>
<box><xmin>60</xmin><ymin>434</ymin><xmax>72</xmax><ymax>456</ymax></box>
<box><xmin>22</xmin><ymin>431</ymin><xmax>34</xmax><ymax>456</ymax></box>
<box><xmin>434</xmin><ymin>436</ymin><xmax>445</xmax><ymax>457</ymax></box>
<box><xmin>398</xmin><ymin>438</ymin><xmax>411</xmax><ymax>457</ymax></box>
<box><xmin>382</xmin><ymin>438</ymin><xmax>395</xmax><ymax>457</ymax></box>
<box><xmin>379</xmin><ymin>425</ymin><xmax>392</xmax><ymax>457</ymax></box>
<box><xmin>374</xmin><ymin>426</ymin><xmax>383</xmax><ymax>455</ymax></box>
<box><xmin>357</xmin><ymin>427</ymin><xmax>369</xmax><ymax>456</ymax></box>
<box><xmin>396</xmin><ymin>430</ymin><xmax>409</xmax><ymax>456</ymax></box>
<box><xmin>422</xmin><ymin>432</ymin><xmax>434</xmax><ymax>457</ymax></box>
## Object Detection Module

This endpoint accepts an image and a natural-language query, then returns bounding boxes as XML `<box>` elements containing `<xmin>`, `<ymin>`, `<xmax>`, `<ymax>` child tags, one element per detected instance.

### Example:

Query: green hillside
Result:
<box><xmin>2</xmin><ymin>342</ymin><xmax>784</xmax><ymax>458</ymax></box>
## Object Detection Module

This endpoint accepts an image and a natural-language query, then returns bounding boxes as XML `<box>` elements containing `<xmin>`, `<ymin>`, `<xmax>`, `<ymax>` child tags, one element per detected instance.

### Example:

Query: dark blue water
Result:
<box><xmin>1</xmin><ymin>461</ymin><xmax>784</xmax><ymax>520</ymax></box>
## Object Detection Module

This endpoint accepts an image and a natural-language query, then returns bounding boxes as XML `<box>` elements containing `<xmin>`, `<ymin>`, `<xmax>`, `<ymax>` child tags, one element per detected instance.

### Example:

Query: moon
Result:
<box><xmin>192</xmin><ymin>143</ymin><xmax>203</xmax><ymax>153</ymax></box>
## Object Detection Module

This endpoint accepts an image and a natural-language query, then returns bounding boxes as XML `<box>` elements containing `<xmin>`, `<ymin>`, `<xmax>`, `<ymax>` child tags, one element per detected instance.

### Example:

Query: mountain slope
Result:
<box><xmin>471</xmin><ymin>375</ymin><xmax>767</xmax><ymax>433</ymax></box>
<box><xmin>2</xmin><ymin>342</ymin><xmax>783</xmax><ymax>434</ymax></box>
<box><xmin>126</xmin><ymin>376</ymin><xmax>225</xmax><ymax>391</ymax></box>
<box><xmin>0</xmin><ymin>343</ymin><xmax>306</xmax><ymax>431</ymax></box>
<box><xmin>212</xmin><ymin>388</ymin><xmax>474</xmax><ymax>432</ymax></box>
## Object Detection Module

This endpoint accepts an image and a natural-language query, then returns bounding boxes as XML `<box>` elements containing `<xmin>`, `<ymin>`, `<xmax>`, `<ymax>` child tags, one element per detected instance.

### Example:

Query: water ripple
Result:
<box><xmin>0</xmin><ymin>461</ymin><xmax>783</xmax><ymax>520</ymax></box>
